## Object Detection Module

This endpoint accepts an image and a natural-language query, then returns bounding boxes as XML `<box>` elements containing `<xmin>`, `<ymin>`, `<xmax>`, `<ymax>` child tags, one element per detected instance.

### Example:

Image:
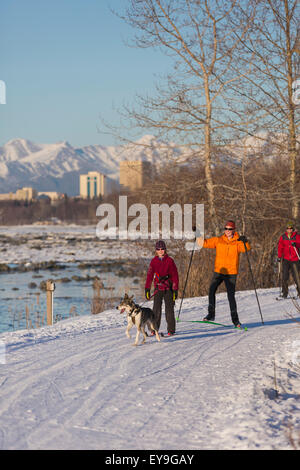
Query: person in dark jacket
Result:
<box><xmin>277</xmin><ymin>221</ymin><xmax>300</xmax><ymax>298</ymax></box>
<box><xmin>145</xmin><ymin>240</ymin><xmax>179</xmax><ymax>335</ymax></box>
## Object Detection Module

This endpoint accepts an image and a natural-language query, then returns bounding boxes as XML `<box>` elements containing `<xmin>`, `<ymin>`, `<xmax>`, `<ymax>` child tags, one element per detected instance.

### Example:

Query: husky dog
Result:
<box><xmin>117</xmin><ymin>293</ymin><xmax>161</xmax><ymax>346</ymax></box>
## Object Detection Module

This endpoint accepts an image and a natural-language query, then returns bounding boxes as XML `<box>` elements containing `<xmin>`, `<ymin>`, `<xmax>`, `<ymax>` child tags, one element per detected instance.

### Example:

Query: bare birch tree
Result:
<box><xmin>230</xmin><ymin>0</ymin><xmax>300</xmax><ymax>220</ymax></box>
<box><xmin>111</xmin><ymin>0</ymin><xmax>255</xmax><ymax>232</ymax></box>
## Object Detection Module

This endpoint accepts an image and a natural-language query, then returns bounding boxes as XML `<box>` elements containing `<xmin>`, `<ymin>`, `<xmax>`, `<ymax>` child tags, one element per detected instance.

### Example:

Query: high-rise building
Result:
<box><xmin>80</xmin><ymin>172</ymin><xmax>106</xmax><ymax>199</ymax></box>
<box><xmin>120</xmin><ymin>161</ymin><xmax>152</xmax><ymax>191</ymax></box>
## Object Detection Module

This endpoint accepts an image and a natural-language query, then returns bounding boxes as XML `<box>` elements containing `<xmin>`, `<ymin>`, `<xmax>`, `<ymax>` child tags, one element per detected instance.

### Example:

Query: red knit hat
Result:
<box><xmin>225</xmin><ymin>220</ymin><xmax>236</xmax><ymax>229</ymax></box>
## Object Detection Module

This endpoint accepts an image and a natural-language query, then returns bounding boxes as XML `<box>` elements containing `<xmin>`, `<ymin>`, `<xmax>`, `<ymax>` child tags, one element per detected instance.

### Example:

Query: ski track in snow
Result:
<box><xmin>0</xmin><ymin>288</ymin><xmax>300</xmax><ymax>449</ymax></box>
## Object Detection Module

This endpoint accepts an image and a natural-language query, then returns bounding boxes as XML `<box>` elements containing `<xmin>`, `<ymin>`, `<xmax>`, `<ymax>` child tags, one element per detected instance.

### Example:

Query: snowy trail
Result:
<box><xmin>0</xmin><ymin>288</ymin><xmax>300</xmax><ymax>449</ymax></box>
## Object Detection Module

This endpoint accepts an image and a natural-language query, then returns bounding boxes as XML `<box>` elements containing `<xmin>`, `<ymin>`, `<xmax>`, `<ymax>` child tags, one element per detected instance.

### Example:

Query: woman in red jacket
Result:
<box><xmin>277</xmin><ymin>222</ymin><xmax>300</xmax><ymax>298</ymax></box>
<box><xmin>145</xmin><ymin>240</ymin><xmax>179</xmax><ymax>335</ymax></box>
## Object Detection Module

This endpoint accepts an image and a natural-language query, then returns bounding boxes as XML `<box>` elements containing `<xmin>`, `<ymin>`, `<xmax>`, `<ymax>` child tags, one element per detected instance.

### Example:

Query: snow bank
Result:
<box><xmin>0</xmin><ymin>287</ymin><xmax>300</xmax><ymax>450</ymax></box>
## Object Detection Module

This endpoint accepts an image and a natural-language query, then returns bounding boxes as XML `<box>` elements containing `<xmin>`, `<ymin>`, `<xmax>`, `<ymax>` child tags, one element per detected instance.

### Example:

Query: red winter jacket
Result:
<box><xmin>145</xmin><ymin>254</ymin><xmax>179</xmax><ymax>291</ymax></box>
<box><xmin>278</xmin><ymin>231</ymin><xmax>300</xmax><ymax>261</ymax></box>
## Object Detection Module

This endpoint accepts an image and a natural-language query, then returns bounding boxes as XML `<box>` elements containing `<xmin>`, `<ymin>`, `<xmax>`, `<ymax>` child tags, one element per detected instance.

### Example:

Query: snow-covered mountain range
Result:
<box><xmin>0</xmin><ymin>132</ymin><xmax>294</xmax><ymax>196</ymax></box>
<box><xmin>0</xmin><ymin>136</ymin><xmax>183</xmax><ymax>196</ymax></box>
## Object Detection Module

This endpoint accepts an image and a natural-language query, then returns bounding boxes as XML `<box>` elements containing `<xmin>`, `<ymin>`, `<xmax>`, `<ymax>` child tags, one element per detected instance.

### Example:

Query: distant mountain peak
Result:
<box><xmin>0</xmin><ymin>135</ymin><xmax>182</xmax><ymax>195</ymax></box>
<box><xmin>1</xmin><ymin>138</ymin><xmax>42</xmax><ymax>161</ymax></box>
<box><xmin>5</xmin><ymin>137</ymin><xmax>33</xmax><ymax>145</ymax></box>
<box><xmin>0</xmin><ymin>133</ymin><xmax>290</xmax><ymax>196</ymax></box>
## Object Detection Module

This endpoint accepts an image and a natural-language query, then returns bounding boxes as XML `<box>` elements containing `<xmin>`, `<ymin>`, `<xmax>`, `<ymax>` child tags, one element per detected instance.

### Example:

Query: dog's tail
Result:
<box><xmin>153</xmin><ymin>322</ymin><xmax>161</xmax><ymax>342</ymax></box>
<box><xmin>150</xmin><ymin>319</ymin><xmax>160</xmax><ymax>334</ymax></box>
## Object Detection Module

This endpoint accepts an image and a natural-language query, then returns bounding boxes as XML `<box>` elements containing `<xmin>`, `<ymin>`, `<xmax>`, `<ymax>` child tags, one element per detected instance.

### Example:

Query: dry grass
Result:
<box><xmin>91</xmin><ymin>278</ymin><xmax>106</xmax><ymax>314</ymax></box>
<box><xmin>9</xmin><ymin>291</ymin><xmax>81</xmax><ymax>330</ymax></box>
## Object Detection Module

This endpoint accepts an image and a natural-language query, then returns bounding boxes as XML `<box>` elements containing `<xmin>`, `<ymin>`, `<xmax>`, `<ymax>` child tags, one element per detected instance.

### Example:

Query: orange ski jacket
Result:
<box><xmin>203</xmin><ymin>232</ymin><xmax>251</xmax><ymax>275</ymax></box>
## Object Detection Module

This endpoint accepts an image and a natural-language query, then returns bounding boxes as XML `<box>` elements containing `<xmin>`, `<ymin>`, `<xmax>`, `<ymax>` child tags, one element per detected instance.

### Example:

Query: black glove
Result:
<box><xmin>145</xmin><ymin>288</ymin><xmax>150</xmax><ymax>300</ymax></box>
<box><xmin>192</xmin><ymin>225</ymin><xmax>201</xmax><ymax>238</ymax></box>
<box><xmin>172</xmin><ymin>290</ymin><xmax>178</xmax><ymax>301</ymax></box>
<box><xmin>277</xmin><ymin>257</ymin><xmax>282</xmax><ymax>263</ymax></box>
<box><xmin>238</xmin><ymin>235</ymin><xmax>248</xmax><ymax>243</ymax></box>
<box><xmin>291</xmin><ymin>242</ymin><xmax>296</xmax><ymax>247</ymax></box>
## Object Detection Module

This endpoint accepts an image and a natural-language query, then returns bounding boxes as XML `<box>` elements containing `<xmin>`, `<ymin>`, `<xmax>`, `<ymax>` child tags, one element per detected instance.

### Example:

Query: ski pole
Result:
<box><xmin>292</xmin><ymin>245</ymin><xmax>300</xmax><ymax>296</ymax></box>
<box><xmin>292</xmin><ymin>243</ymin><xmax>300</xmax><ymax>261</ymax></box>
<box><xmin>240</xmin><ymin>237</ymin><xmax>264</xmax><ymax>325</ymax></box>
<box><xmin>277</xmin><ymin>258</ymin><xmax>283</xmax><ymax>298</ymax></box>
<box><xmin>176</xmin><ymin>230</ymin><xmax>197</xmax><ymax>322</ymax></box>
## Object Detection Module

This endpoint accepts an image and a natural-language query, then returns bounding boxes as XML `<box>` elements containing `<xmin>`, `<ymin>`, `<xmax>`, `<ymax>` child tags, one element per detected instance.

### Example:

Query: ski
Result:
<box><xmin>177</xmin><ymin>318</ymin><xmax>248</xmax><ymax>331</ymax></box>
<box><xmin>276</xmin><ymin>296</ymin><xmax>298</xmax><ymax>301</ymax></box>
<box><xmin>160</xmin><ymin>332</ymin><xmax>176</xmax><ymax>337</ymax></box>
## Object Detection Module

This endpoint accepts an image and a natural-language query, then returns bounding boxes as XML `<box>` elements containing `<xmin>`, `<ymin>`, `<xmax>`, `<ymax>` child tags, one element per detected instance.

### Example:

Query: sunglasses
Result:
<box><xmin>224</xmin><ymin>227</ymin><xmax>234</xmax><ymax>231</ymax></box>
<box><xmin>287</xmin><ymin>227</ymin><xmax>293</xmax><ymax>230</ymax></box>
<box><xmin>156</xmin><ymin>248</ymin><xmax>165</xmax><ymax>251</ymax></box>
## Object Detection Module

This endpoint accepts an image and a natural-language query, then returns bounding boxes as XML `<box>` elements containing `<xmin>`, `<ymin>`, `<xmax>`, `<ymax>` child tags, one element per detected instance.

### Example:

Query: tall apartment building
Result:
<box><xmin>79</xmin><ymin>171</ymin><xmax>106</xmax><ymax>198</ymax></box>
<box><xmin>120</xmin><ymin>160</ymin><xmax>152</xmax><ymax>191</ymax></box>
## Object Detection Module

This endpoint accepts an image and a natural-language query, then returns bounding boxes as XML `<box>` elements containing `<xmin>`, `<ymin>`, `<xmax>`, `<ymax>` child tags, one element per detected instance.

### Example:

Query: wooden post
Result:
<box><xmin>46</xmin><ymin>280</ymin><xmax>55</xmax><ymax>326</ymax></box>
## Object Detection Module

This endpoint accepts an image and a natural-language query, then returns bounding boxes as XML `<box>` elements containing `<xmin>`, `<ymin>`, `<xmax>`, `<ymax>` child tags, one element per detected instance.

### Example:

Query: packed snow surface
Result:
<box><xmin>0</xmin><ymin>287</ymin><xmax>300</xmax><ymax>450</ymax></box>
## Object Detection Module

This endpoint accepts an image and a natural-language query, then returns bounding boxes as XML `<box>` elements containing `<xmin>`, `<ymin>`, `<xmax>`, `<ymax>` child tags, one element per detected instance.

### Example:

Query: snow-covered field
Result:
<box><xmin>0</xmin><ymin>287</ymin><xmax>300</xmax><ymax>450</ymax></box>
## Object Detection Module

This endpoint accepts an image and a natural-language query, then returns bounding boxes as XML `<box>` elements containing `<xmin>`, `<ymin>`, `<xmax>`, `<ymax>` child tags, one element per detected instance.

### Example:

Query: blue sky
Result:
<box><xmin>0</xmin><ymin>0</ymin><xmax>171</xmax><ymax>147</ymax></box>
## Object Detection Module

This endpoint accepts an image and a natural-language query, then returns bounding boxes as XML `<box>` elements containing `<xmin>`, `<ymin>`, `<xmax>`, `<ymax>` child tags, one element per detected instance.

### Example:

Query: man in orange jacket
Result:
<box><xmin>196</xmin><ymin>220</ymin><xmax>251</xmax><ymax>327</ymax></box>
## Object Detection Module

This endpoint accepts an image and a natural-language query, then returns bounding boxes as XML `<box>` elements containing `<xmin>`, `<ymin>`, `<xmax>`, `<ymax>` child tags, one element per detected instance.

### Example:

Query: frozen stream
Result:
<box><xmin>0</xmin><ymin>263</ymin><xmax>144</xmax><ymax>333</ymax></box>
<box><xmin>0</xmin><ymin>224</ymin><xmax>151</xmax><ymax>333</ymax></box>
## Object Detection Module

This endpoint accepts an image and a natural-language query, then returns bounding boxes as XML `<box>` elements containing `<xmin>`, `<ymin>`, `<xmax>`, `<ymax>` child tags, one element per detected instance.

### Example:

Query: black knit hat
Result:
<box><xmin>155</xmin><ymin>240</ymin><xmax>166</xmax><ymax>250</ymax></box>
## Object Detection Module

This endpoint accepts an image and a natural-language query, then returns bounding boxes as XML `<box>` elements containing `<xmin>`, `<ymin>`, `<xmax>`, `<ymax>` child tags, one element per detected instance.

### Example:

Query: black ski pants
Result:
<box><xmin>153</xmin><ymin>289</ymin><xmax>175</xmax><ymax>334</ymax></box>
<box><xmin>282</xmin><ymin>259</ymin><xmax>300</xmax><ymax>297</ymax></box>
<box><xmin>208</xmin><ymin>272</ymin><xmax>239</xmax><ymax>324</ymax></box>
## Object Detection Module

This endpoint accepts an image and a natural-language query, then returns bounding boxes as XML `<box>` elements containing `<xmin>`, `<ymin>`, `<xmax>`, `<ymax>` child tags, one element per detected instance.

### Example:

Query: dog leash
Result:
<box><xmin>141</xmin><ymin>288</ymin><xmax>175</xmax><ymax>308</ymax></box>
<box><xmin>139</xmin><ymin>289</ymin><xmax>159</xmax><ymax>307</ymax></box>
<box><xmin>142</xmin><ymin>275</ymin><xmax>173</xmax><ymax>306</ymax></box>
